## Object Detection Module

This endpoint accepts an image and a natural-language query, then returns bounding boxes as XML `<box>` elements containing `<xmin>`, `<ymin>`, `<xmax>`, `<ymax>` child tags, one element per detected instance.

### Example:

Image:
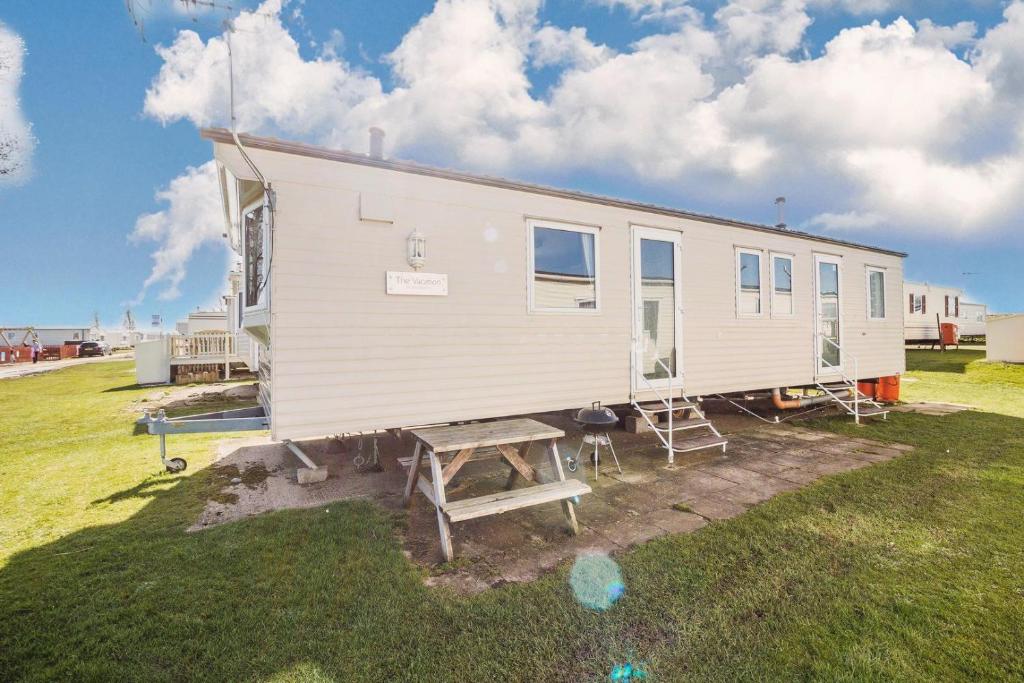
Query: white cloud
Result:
<box><xmin>144</xmin><ymin>0</ymin><xmax>381</xmax><ymax>138</ymax></box>
<box><xmin>129</xmin><ymin>160</ymin><xmax>225</xmax><ymax>304</ymax></box>
<box><xmin>0</xmin><ymin>22</ymin><xmax>35</xmax><ymax>185</ymax></box>
<box><xmin>810</xmin><ymin>0</ymin><xmax>894</xmax><ymax>15</ymax></box>
<box><xmin>532</xmin><ymin>25</ymin><xmax>612</xmax><ymax>69</ymax></box>
<box><xmin>973</xmin><ymin>0</ymin><xmax>1024</xmax><ymax>104</ymax></box>
<box><xmin>805</xmin><ymin>210</ymin><xmax>886</xmax><ymax>231</ymax></box>
<box><xmin>714</xmin><ymin>0</ymin><xmax>813</xmax><ymax>57</ymax></box>
<box><xmin>137</xmin><ymin>0</ymin><xmax>1024</xmax><ymax>307</ymax></box>
<box><xmin>915</xmin><ymin>19</ymin><xmax>977</xmax><ymax>50</ymax></box>
<box><xmin>590</xmin><ymin>0</ymin><xmax>697</xmax><ymax>24</ymax></box>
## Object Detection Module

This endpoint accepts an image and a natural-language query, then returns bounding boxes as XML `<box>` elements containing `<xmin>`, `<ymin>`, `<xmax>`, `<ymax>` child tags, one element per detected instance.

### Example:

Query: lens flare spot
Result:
<box><xmin>610</xmin><ymin>661</ymin><xmax>648</xmax><ymax>680</ymax></box>
<box><xmin>570</xmin><ymin>552</ymin><xmax>624</xmax><ymax>611</ymax></box>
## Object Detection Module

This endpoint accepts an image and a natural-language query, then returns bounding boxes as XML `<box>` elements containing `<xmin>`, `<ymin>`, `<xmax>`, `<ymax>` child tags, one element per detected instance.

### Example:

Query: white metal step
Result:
<box><xmin>634</xmin><ymin>402</ymin><xmax>698</xmax><ymax>415</ymax></box>
<box><xmin>671</xmin><ymin>434</ymin><xmax>728</xmax><ymax>453</ymax></box>
<box><xmin>650</xmin><ymin>418</ymin><xmax>711</xmax><ymax>433</ymax></box>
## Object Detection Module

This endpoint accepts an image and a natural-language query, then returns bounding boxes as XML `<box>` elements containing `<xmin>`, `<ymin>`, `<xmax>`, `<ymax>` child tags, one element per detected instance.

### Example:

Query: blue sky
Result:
<box><xmin>1</xmin><ymin>0</ymin><xmax>1022</xmax><ymax>329</ymax></box>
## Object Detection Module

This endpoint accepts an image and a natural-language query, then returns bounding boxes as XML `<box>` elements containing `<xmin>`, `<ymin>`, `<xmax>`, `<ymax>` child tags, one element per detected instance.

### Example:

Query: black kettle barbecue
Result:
<box><xmin>568</xmin><ymin>402</ymin><xmax>622</xmax><ymax>479</ymax></box>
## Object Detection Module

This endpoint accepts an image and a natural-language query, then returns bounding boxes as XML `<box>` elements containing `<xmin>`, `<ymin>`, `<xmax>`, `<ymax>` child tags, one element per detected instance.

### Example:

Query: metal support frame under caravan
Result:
<box><xmin>140</xmin><ymin>407</ymin><xmax>269</xmax><ymax>473</ymax></box>
<box><xmin>140</xmin><ymin>407</ymin><xmax>350</xmax><ymax>483</ymax></box>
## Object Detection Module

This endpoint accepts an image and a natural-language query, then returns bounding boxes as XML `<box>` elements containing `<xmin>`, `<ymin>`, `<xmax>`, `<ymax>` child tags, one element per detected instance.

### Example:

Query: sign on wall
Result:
<box><xmin>386</xmin><ymin>271</ymin><xmax>448</xmax><ymax>296</ymax></box>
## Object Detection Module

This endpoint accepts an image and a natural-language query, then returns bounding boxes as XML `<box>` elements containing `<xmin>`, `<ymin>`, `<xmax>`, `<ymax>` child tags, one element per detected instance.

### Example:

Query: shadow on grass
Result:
<box><xmin>89</xmin><ymin>475</ymin><xmax>178</xmax><ymax>506</ymax></box>
<box><xmin>103</xmin><ymin>383</ymin><xmax>147</xmax><ymax>392</ymax></box>
<box><xmin>905</xmin><ymin>349</ymin><xmax>985</xmax><ymax>374</ymax></box>
<box><xmin>3</xmin><ymin>410</ymin><xmax>1023</xmax><ymax>681</ymax></box>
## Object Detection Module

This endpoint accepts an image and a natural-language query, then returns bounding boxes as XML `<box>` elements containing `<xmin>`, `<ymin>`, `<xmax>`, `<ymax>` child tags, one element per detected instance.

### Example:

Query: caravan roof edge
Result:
<box><xmin>201</xmin><ymin>127</ymin><xmax>908</xmax><ymax>259</ymax></box>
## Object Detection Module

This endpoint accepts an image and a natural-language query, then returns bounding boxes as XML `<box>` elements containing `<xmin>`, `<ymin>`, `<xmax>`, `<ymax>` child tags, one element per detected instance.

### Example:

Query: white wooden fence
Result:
<box><xmin>170</xmin><ymin>332</ymin><xmax>233</xmax><ymax>359</ymax></box>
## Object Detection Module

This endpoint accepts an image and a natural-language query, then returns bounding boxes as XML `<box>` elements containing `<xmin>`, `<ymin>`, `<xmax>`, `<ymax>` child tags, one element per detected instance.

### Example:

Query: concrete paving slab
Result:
<box><xmin>189</xmin><ymin>409</ymin><xmax>915</xmax><ymax>595</ymax></box>
<box><xmin>643</xmin><ymin>508</ymin><xmax>707</xmax><ymax>534</ymax></box>
<box><xmin>685</xmin><ymin>495</ymin><xmax>751</xmax><ymax>520</ymax></box>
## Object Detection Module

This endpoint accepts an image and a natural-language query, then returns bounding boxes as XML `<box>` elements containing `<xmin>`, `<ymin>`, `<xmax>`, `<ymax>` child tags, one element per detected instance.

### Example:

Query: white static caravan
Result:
<box><xmin>959</xmin><ymin>302</ymin><xmax>988</xmax><ymax>339</ymax></box>
<box><xmin>903</xmin><ymin>281</ymin><xmax>974</xmax><ymax>342</ymax></box>
<box><xmin>987</xmin><ymin>314</ymin><xmax>1024</xmax><ymax>363</ymax></box>
<box><xmin>1</xmin><ymin>326</ymin><xmax>90</xmax><ymax>346</ymax></box>
<box><xmin>205</xmin><ymin>129</ymin><xmax>906</xmax><ymax>443</ymax></box>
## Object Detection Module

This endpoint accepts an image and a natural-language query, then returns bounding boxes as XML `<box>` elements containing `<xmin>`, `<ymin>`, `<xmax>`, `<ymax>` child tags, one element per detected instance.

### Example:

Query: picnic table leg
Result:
<box><xmin>402</xmin><ymin>442</ymin><xmax>423</xmax><ymax>507</ymax></box>
<box><xmin>547</xmin><ymin>439</ymin><xmax>579</xmax><ymax>535</ymax></box>
<box><xmin>428</xmin><ymin>450</ymin><xmax>454</xmax><ymax>561</ymax></box>
<box><xmin>497</xmin><ymin>442</ymin><xmax>536</xmax><ymax>490</ymax></box>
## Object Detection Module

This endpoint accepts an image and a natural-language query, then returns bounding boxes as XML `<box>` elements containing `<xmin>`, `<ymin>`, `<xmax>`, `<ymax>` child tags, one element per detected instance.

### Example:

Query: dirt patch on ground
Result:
<box><xmin>188</xmin><ymin>435</ymin><xmax>406</xmax><ymax>532</ymax></box>
<box><xmin>191</xmin><ymin>409</ymin><xmax>914</xmax><ymax>594</ymax></box>
<box><xmin>132</xmin><ymin>382</ymin><xmax>259</xmax><ymax>417</ymax></box>
<box><xmin>206</xmin><ymin>462</ymin><xmax>272</xmax><ymax>505</ymax></box>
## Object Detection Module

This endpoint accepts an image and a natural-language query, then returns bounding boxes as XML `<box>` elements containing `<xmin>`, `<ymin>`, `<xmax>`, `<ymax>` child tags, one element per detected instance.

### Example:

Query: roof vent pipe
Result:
<box><xmin>775</xmin><ymin>196</ymin><xmax>787</xmax><ymax>229</ymax></box>
<box><xmin>369</xmin><ymin>127</ymin><xmax>385</xmax><ymax>160</ymax></box>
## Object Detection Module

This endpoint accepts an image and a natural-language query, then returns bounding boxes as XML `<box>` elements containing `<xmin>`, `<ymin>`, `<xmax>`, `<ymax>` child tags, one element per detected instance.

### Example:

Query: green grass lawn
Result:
<box><xmin>2</xmin><ymin>356</ymin><xmax>1023</xmax><ymax>681</ymax></box>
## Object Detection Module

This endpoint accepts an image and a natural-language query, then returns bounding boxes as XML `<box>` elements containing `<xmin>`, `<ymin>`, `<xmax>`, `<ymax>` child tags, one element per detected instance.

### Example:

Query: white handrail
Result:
<box><xmin>636</xmin><ymin>352</ymin><xmax>676</xmax><ymax>462</ymax></box>
<box><xmin>818</xmin><ymin>333</ymin><xmax>860</xmax><ymax>423</ymax></box>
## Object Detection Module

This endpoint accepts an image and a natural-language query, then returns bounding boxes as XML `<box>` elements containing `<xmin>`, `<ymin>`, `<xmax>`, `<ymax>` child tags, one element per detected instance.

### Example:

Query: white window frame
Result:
<box><xmin>735</xmin><ymin>247</ymin><xmax>764</xmax><ymax>318</ymax></box>
<box><xmin>242</xmin><ymin>197</ymin><xmax>270</xmax><ymax>313</ymax></box>
<box><xmin>866</xmin><ymin>266</ymin><xmax>887</xmax><ymax>321</ymax></box>
<box><xmin>769</xmin><ymin>251</ymin><xmax>795</xmax><ymax>318</ymax></box>
<box><xmin>526</xmin><ymin>219</ymin><xmax>601</xmax><ymax>314</ymax></box>
<box><xmin>814</xmin><ymin>252</ymin><xmax>844</xmax><ymax>375</ymax></box>
<box><xmin>631</xmin><ymin>225</ymin><xmax>685</xmax><ymax>393</ymax></box>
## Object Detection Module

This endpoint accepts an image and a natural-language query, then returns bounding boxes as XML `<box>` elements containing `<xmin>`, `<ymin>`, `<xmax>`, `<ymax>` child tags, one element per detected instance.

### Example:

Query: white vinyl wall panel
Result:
<box><xmin>216</xmin><ymin>142</ymin><xmax>904</xmax><ymax>440</ymax></box>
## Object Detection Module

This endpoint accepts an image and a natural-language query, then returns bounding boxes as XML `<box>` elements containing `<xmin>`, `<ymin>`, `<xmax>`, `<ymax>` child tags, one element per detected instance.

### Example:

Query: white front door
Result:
<box><xmin>632</xmin><ymin>226</ymin><xmax>683</xmax><ymax>394</ymax></box>
<box><xmin>814</xmin><ymin>253</ymin><xmax>843</xmax><ymax>374</ymax></box>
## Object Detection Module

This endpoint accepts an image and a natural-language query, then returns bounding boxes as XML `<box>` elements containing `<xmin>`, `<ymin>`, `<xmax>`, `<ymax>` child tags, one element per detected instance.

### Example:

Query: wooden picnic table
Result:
<box><xmin>402</xmin><ymin>418</ymin><xmax>591</xmax><ymax>561</ymax></box>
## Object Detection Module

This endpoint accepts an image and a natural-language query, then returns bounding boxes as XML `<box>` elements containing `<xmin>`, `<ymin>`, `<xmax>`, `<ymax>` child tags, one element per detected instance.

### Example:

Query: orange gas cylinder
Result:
<box><xmin>875</xmin><ymin>375</ymin><xmax>901</xmax><ymax>403</ymax></box>
<box><xmin>857</xmin><ymin>380</ymin><xmax>877</xmax><ymax>397</ymax></box>
<box><xmin>940</xmin><ymin>322</ymin><xmax>959</xmax><ymax>345</ymax></box>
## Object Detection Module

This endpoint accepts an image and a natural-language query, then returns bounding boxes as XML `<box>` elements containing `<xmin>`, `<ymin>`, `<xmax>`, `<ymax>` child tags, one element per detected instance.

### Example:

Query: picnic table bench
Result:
<box><xmin>401</xmin><ymin>418</ymin><xmax>591</xmax><ymax>561</ymax></box>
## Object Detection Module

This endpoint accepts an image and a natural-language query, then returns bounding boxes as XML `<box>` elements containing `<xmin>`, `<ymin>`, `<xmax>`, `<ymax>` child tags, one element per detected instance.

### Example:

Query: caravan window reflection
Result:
<box><xmin>771</xmin><ymin>253</ymin><xmax>794</xmax><ymax>317</ymax></box>
<box><xmin>529</xmin><ymin>222</ymin><xmax>599</xmax><ymax>312</ymax></box>
<box><xmin>244</xmin><ymin>204</ymin><xmax>265</xmax><ymax>308</ymax></box>
<box><xmin>867</xmin><ymin>267</ymin><xmax>886</xmax><ymax>320</ymax></box>
<box><xmin>736</xmin><ymin>248</ymin><xmax>763</xmax><ymax>316</ymax></box>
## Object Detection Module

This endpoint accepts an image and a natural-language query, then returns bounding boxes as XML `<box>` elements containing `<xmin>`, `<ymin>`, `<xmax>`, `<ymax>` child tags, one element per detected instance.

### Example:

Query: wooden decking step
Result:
<box><xmin>671</xmin><ymin>434</ymin><xmax>728</xmax><ymax>453</ymax></box>
<box><xmin>442</xmin><ymin>479</ymin><xmax>591</xmax><ymax>522</ymax></box>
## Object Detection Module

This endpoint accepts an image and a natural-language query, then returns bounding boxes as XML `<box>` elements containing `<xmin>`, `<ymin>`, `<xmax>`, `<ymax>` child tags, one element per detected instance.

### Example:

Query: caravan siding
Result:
<box><xmin>959</xmin><ymin>302</ymin><xmax>988</xmax><ymax>337</ymax></box>
<box><xmin>904</xmin><ymin>281</ymin><xmax>965</xmax><ymax>341</ymax></box>
<box><xmin>215</xmin><ymin>142</ymin><xmax>904</xmax><ymax>440</ymax></box>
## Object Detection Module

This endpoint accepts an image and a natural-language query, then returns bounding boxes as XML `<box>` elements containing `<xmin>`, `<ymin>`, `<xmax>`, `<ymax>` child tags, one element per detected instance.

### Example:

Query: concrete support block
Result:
<box><xmin>297</xmin><ymin>467</ymin><xmax>329</xmax><ymax>484</ymax></box>
<box><xmin>624</xmin><ymin>416</ymin><xmax>651</xmax><ymax>434</ymax></box>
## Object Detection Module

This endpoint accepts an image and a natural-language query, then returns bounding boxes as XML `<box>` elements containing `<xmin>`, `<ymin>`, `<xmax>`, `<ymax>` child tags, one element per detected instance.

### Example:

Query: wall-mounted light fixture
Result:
<box><xmin>407</xmin><ymin>230</ymin><xmax>426</xmax><ymax>270</ymax></box>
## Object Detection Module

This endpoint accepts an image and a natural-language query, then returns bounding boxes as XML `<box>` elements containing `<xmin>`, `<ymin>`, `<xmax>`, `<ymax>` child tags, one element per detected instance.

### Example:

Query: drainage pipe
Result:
<box><xmin>771</xmin><ymin>388</ymin><xmax>845</xmax><ymax>410</ymax></box>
